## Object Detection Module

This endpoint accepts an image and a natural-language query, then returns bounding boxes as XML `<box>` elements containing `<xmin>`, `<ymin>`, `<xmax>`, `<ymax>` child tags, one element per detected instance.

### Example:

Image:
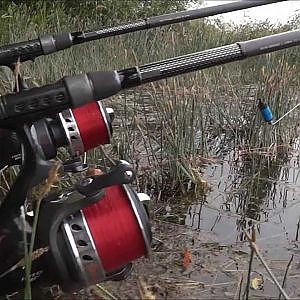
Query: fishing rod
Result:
<box><xmin>0</xmin><ymin>29</ymin><xmax>299</xmax><ymax>129</ymax></box>
<box><xmin>0</xmin><ymin>0</ymin><xmax>286</xmax><ymax>67</ymax></box>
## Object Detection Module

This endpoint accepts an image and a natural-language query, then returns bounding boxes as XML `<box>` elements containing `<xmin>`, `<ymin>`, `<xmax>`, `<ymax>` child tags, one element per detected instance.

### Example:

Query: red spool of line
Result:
<box><xmin>82</xmin><ymin>185</ymin><xmax>150</xmax><ymax>272</ymax></box>
<box><xmin>72</xmin><ymin>101</ymin><xmax>111</xmax><ymax>152</ymax></box>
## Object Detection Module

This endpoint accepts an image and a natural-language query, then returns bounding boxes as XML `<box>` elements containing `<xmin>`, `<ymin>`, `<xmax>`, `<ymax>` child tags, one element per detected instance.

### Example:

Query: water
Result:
<box><xmin>113</xmin><ymin>90</ymin><xmax>300</xmax><ymax>259</ymax></box>
<box><xmin>184</xmin><ymin>137</ymin><xmax>300</xmax><ymax>259</ymax></box>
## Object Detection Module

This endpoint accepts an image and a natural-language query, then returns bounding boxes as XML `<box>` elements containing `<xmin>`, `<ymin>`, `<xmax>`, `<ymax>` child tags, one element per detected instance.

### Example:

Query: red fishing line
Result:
<box><xmin>82</xmin><ymin>185</ymin><xmax>146</xmax><ymax>272</ymax></box>
<box><xmin>72</xmin><ymin>102</ymin><xmax>109</xmax><ymax>151</ymax></box>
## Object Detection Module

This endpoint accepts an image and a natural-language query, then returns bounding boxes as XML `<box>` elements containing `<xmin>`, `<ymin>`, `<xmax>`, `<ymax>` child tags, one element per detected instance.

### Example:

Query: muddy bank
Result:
<box><xmin>100</xmin><ymin>221</ymin><xmax>300</xmax><ymax>299</ymax></box>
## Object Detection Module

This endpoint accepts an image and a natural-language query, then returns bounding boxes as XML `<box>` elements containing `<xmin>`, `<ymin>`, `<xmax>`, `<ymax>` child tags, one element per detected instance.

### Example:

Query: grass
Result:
<box><xmin>0</xmin><ymin>3</ymin><xmax>299</xmax><ymax>196</ymax></box>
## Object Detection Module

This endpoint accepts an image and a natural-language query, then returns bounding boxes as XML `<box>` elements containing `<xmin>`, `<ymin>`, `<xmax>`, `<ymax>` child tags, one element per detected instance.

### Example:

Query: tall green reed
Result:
<box><xmin>0</xmin><ymin>3</ymin><xmax>299</xmax><ymax>196</ymax></box>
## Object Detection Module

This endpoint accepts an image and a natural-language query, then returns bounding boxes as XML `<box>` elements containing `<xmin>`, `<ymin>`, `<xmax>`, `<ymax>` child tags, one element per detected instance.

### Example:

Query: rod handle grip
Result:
<box><xmin>0</xmin><ymin>38</ymin><xmax>43</xmax><ymax>66</ymax></box>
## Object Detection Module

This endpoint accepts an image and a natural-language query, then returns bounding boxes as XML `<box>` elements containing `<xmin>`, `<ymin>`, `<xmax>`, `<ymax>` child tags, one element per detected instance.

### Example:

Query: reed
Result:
<box><xmin>0</xmin><ymin>3</ymin><xmax>299</xmax><ymax>196</ymax></box>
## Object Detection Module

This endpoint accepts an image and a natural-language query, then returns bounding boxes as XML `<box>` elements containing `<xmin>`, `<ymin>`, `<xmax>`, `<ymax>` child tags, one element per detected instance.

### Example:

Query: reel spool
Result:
<box><xmin>43</xmin><ymin>183</ymin><xmax>151</xmax><ymax>291</ymax></box>
<box><xmin>81</xmin><ymin>184</ymin><xmax>151</xmax><ymax>274</ymax></box>
<box><xmin>59</xmin><ymin>101</ymin><xmax>114</xmax><ymax>156</ymax></box>
<box><xmin>33</xmin><ymin>101</ymin><xmax>113</xmax><ymax>159</ymax></box>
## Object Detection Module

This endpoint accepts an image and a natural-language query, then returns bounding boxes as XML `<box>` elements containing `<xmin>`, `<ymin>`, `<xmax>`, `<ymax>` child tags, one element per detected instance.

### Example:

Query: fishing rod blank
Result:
<box><xmin>120</xmin><ymin>29</ymin><xmax>300</xmax><ymax>86</ymax></box>
<box><xmin>0</xmin><ymin>0</ymin><xmax>286</xmax><ymax>67</ymax></box>
<box><xmin>71</xmin><ymin>0</ymin><xmax>286</xmax><ymax>43</ymax></box>
<box><xmin>0</xmin><ymin>29</ymin><xmax>299</xmax><ymax>127</ymax></box>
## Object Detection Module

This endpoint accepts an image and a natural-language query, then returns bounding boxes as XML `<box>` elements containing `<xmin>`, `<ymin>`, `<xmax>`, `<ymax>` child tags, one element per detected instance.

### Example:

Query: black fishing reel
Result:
<box><xmin>41</xmin><ymin>161</ymin><xmax>151</xmax><ymax>292</ymax></box>
<box><xmin>0</xmin><ymin>67</ymin><xmax>152</xmax><ymax>296</ymax></box>
<box><xmin>0</xmin><ymin>161</ymin><xmax>152</xmax><ymax>296</ymax></box>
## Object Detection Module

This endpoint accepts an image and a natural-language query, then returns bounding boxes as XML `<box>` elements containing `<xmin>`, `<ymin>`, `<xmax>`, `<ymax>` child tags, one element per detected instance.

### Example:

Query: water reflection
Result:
<box><xmin>185</xmin><ymin>138</ymin><xmax>300</xmax><ymax>257</ymax></box>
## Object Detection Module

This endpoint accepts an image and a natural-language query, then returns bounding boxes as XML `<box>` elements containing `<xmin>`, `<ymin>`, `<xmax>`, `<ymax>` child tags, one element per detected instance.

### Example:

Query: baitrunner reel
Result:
<box><xmin>0</xmin><ymin>161</ymin><xmax>152</xmax><ymax>295</ymax></box>
<box><xmin>0</xmin><ymin>69</ymin><xmax>151</xmax><ymax>295</ymax></box>
<box><xmin>38</xmin><ymin>160</ymin><xmax>152</xmax><ymax>292</ymax></box>
<box><xmin>0</xmin><ymin>101</ymin><xmax>114</xmax><ymax>169</ymax></box>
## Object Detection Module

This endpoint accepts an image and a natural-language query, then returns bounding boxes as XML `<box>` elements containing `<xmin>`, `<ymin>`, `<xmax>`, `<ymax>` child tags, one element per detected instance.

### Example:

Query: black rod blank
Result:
<box><xmin>72</xmin><ymin>0</ymin><xmax>286</xmax><ymax>44</ymax></box>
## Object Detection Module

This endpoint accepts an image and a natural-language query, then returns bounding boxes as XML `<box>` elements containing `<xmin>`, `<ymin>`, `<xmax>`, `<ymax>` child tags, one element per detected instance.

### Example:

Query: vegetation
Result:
<box><xmin>0</xmin><ymin>1</ymin><xmax>299</xmax><ymax>197</ymax></box>
<box><xmin>0</xmin><ymin>0</ymin><xmax>202</xmax><ymax>27</ymax></box>
<box><xmin>0</xmin><ymin>1</ymin><xmax>300</xmax><ymax>299</ymax></box>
